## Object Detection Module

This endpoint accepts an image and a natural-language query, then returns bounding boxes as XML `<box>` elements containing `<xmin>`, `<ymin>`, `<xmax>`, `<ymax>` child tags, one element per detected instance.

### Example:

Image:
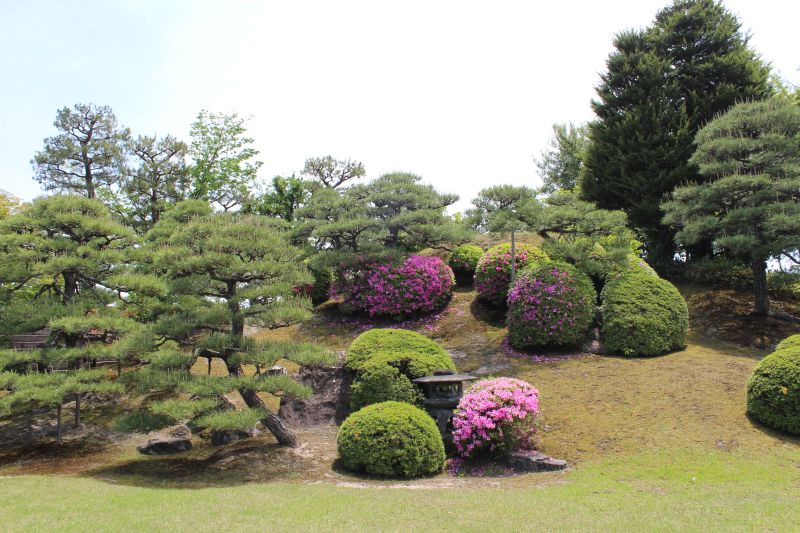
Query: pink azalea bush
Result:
<box><xmin>331</xmin><ymin>255</ymin><xmax>455</xmax><ymax>318</ymax></box>
<box><xmin>475</xmin><ymin>243</ymin><xmax>548</xmax><ymax>306</ymax></box>
<box><xmin>507</xmin><ymin>261</ymin><xmax>596</xmax><ymax>349</ymax></box>
<box><xmin>451</xmin><ymin>377</ymin><xmax>540</xmax><ymax>459</ymax></box>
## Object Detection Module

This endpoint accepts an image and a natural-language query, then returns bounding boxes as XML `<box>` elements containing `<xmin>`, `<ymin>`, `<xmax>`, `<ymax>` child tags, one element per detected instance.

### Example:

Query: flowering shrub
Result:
<box><xmin>448</xmin><ymin>244</ymin><xmax>483</xmax><ymax>285</ymax></box>
<box><xmin>507</xmin><ymin>261</ymin><xmax>596</xmax><ymax>349</ymax></box>
<box><xmin>475</xmin><ymin>243</ymin><xmax>548</xmax><ymax>306</ymax></box>
<box><xmin>451</xmin><ymin>377</ymin><xmax>540</xmax><ymax>459</ymax></box>
<box><xmin>337</xmin><ymin>401</ymin><xmax>446</xmax><ymax>477</ymax></box>
<box><xmin>332</xmin><ymin>255</ymin><xmax>454</xmax><ymax>318</ymax></box>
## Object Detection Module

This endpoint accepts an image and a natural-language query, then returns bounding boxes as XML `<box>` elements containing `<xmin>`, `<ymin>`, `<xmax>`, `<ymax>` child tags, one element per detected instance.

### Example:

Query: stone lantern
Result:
<box><xmin>413</xmin><ymin>370</ymin><xmax>476</xmax><ymax>438</ymax></box>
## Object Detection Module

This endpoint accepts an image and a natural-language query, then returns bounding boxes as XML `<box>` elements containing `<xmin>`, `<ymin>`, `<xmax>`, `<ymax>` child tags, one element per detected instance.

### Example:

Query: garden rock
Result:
<box><xmin>506</xmin><ymin>450</ymin><xmax>567</xmax><ymax>472</ymax></box>
<box><xmin>279</xmin><ymin>362</ymin><xmax>353</xmax><ymax>426</ymax></box>
<box><xmin>137</xmin><ymin>437</ymin><xmax>192</xmax><ymax>455</ymax></box>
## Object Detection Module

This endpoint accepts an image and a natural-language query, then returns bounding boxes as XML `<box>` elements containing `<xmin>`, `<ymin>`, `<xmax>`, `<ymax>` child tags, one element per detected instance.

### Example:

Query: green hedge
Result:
<box><xmin>746</xmin><ymin>343</ymin><xmax>800</xmax><ymax>435</ymax></box>
<box><xmin>346</xmin><ymin>328</ymin><xmax>452</xmax><ymax>372</ymax></box>
<box><xmin>337</xmin><ymin>401</ymin><xmax>446</xmax><ymax>477</ymax></box>
<box><xmin>347</xmin><ymin>329</ymin><xmax>455</xmax><ymax>410</ymax></box>
<box><xmin>600</xmin><ymin>273</ymin><xmax>688</xmax><ymax>356</ymax></box>
<box><xmin>448</xmin><ymin>244</ymin><xmax>483</xmax><ymax>285</ymax></box>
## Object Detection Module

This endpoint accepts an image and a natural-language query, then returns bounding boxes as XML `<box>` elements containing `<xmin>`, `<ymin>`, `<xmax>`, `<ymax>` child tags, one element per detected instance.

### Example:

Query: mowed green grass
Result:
<box><xmin>2</xmin><ymin>446</ymin><xmax>798</xmax><ymax>532</ymax></box>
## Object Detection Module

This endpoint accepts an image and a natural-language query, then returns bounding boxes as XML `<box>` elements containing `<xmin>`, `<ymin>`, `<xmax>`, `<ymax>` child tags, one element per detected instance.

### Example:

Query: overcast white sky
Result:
<box><xmin>0</xmin><ymin>0</ymin><xmax>797</xmax><ymax>212</ymax></box>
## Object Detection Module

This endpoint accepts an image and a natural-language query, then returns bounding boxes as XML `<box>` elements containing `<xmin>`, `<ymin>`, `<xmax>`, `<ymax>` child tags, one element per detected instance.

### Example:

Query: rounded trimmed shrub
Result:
<box><xmin>332</xmin><ymin>255</ymin><xmax>454</xmax><ymax>318</ymax></box>
<box><xmin>507</xmin><ymin>261</ymin><xmax>596</xmax><ymax>349</ymax></box>
<box><xmin>475</xmin><ymin>243</ymin><xmax>548</xmax><ymax>306</ymax></box>
<box><xmin>775</xmin><ymin>334</ymin><xmax>800</xmax><ymax>352</ymax></box>
<box><xmin>600</xmin><ymin>273</ymin><xmax>688</xmax><ymax>356</ymax></box>
<box><xmin>451</xmin><ymin>377</ymin><xmax>540</xmax><ymax>459</ymax></box>
<box><xmin>337</xmin><ymin>401</ymin><xmax>446</xmax><ymax>477</ymax></box>
<box><xmin>349</xmin><ymin>361</ymin><xmax>423</xmax><ymax>411</ymax></box>
<box><xmin>746</xmin><ymin>344</ymin><xmax>800</xmax><ymax>435</ymax></box>
<box><xmin>347</xmin><ymin>329</ymin><xmax>456</xmax><ymax>410</ymax></box>
<box><xmin>448</xmin><ymin>244</ymin><xmax>483</xmax><ymax>285</ymax></box>
<box><xmin>346</xmin><ymin>328</ymin><xmax>452</xmax><ymax>372</ymax></box>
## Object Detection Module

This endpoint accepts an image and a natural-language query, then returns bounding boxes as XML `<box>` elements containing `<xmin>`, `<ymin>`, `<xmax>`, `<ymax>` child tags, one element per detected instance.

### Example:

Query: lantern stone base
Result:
<box><xmin>506</xmin><ymin>450</ymin><xmax>567</xmax><ymax>472</ymax></box>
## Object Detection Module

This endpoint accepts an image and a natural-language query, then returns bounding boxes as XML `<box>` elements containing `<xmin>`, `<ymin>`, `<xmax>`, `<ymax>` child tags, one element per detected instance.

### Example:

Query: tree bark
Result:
<box><xmin>63</xmin><ymin>271</ymin><xmax>78</xmax><ymax>305</ymax></box>
<box><xmin>751</xmin><ymin>258</ymin><xmax>770</xmax><ymax>315</ymax></box>
<box><xmin>238</xmin><ymin>387</ymin><xmax>298</xmax><ymax>447</ymax></box>
<box><xmin>74</xmin><ymin>394</ymin><xmax>81</xmax><ymax>428</ymax></box>
<box><xmin>56</xmin><ymin>404</ymin><xmax>63</xmax><ymax>446</ymax></box>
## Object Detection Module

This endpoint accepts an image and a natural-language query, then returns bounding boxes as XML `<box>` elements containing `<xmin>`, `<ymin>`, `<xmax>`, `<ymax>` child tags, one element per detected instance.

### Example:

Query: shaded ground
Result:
<box><xmin>1</xmin><ymin>285</ymin><xmax>798</xmax><ymax>490</ymax></box>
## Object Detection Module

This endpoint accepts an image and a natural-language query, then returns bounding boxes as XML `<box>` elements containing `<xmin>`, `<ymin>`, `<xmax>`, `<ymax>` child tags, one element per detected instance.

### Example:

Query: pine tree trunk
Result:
<box><xmin>56</xmin><ymin>404</ymin><xmax>63</xmax><ymax>446</ymax></box>
<box><xmin>74</xmin><ymin>394</ymin><xmax>81</xmax><ymax>428</ymax></box>
<box><xmin>751</xmin><ymin>258</ymin><xmax>770</xmax><ymax>315</ymax></box>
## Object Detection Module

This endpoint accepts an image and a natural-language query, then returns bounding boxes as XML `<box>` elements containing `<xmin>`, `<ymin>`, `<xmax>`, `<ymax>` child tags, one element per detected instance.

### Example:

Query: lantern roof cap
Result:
<box><xmin>413</xmin><ymin>373</ymin><xmax>477</xmax><ymax>384</ymax></box>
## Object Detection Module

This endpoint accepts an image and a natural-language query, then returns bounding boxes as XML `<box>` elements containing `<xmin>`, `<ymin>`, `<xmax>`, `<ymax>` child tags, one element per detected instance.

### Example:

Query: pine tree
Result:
<box><xmin>582</xmin><ymin>0</ymin><xmax>772</xmax><ymax>265</ymax></box>
<box><xmin>662</xmin><ymin>98</ymin><xmax>800</xmax><ymax>315</ymax></box>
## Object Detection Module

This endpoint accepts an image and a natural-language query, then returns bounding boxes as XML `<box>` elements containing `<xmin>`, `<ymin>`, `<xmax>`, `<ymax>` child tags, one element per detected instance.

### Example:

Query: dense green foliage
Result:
<box><xmin>448</xmin><ymin>244</ymin><xmax>483</xmax><ymax>285</ymax></box>
<box><xmin>337</xmin><ymin>401</ymin><xmax>445</xmax><ymax>478</ymax></box>
<box><xmin>600</xmin><ymin>274</ymin><xmax>688</xmax><ymax>356</ymax></box>
<box><xmin>507</xmin><ymin>261</ymin><xmax>596</xmax><ymax>349</ymax></box>
<box><xmin>349</xmin><ymin>361</ymin><xmax>422</xmax><ymax>411</ymax></box>
<box><xmin>582</xmin><ymin>0</ymin><xmax>772</xmax><ymax>262</ymax></box>
<box><xmin>536</xmin><ymin>122</ymin><xmax>588</xmax><ymax>195</ymax></box>
<box><xmin>345</xmin><ymin>328</ymin><xmax>452</xmax><ymax>372</ymax></box>
<box><xmin>746</xmin><ymin>343</ymin><xmax>800</xmax><ymax>435</ymax></box>
<box><xmin>663</xmin><ymin>98</ymin><xmax>800</xmax><ymax>314</ymax></box>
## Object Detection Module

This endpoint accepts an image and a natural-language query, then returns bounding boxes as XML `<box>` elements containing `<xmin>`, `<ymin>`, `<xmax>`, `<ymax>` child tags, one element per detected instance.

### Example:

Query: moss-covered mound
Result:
<box><xmin>448</xmin><ymin>244</ymin><xmax>484</xmax><ymax>285</ymax></box>
<box><xmin>600</xmin><ymin>273</ymin><xmax>688</xmax><ymax>356</ymax></box>
<box><xmin>475</xmin><ymin>243</ymin><xmax>549</xmax><ymax>306</ymax></box>
<box><xmin>507</xmin><ymin>261</ymin><xmax>596</xmax><ymax>349</ymax></box>
<box><xmin>337</xmin><ymin>401</ymin><xmax>446</xmax><ymax>478</ymax></box>
<box><xmin>746</xmin><ymin>343</ymin><xmax>800</xmax><ymax>435</ymax></box>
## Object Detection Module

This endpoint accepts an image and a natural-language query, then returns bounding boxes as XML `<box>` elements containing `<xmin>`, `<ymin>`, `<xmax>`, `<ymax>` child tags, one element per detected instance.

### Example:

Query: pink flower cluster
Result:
<box><xmin>506</xmin><ymin>264</ymin><xmax>595</xmax><ymax>348</ymax></box>
<box><xmin>331</xmin><ymin>255</ymin><xmax>455</xmax><ymax>319</ymax></box>
<box><xmin>475</xmin><ymin>244</ymin><xmax>547</xmax><ymax>306</ymax></box>
<box><xmin>451</xmin><ymin>377</ymin><xmax>540</xmax><ymax>459</ymax></box>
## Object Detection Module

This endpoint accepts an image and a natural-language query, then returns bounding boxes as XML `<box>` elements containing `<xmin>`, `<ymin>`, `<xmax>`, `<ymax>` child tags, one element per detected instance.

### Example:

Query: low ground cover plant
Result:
<box><xmin>746</xmin><ymin>335</ymin><xmax>800</xmax><ymax>435</ymax></box>
<box><xmin>506</xmin><ymin>261</ymin><xmax>596</xmax><ymax>349</ymax></box>
<box><xmin>337</xmin><ymin>401</ymin><xmax>446</xmax><ymax>477</ymax></box>
<box><xmin>451</xmin><ymin>377</ymin><xmax>540</xmax><ymax>459</ymax></box>
<box><xmin>332</xmin><ymin>256</ymin><xmax>454</xmax><ymax>318</ymax></box>
<box><xmin>600</xmin><ymin>273</ymin><xmax>688</xmax><ymax>356</ymax></box>
<box><xmin>475</xmin><ymin>243</ymin><xmax>548</xmax><ymax>306</ymax></box>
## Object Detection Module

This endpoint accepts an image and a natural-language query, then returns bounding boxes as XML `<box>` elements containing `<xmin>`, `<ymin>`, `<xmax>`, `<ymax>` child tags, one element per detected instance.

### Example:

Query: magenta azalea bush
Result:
<box><xmin>475</xmin><ymin>243</ymin><xmax>548</xmax><ymax>306</ymax></box>
<box><xmin>331</xmin><ymin>255</ymin><xmax>455</xmax><ymax>318</ymax></box>
<box><xmin>507</xmin><ymin>261</ymin><xmax>596</xmax><ymax>349</ymax></box>
<box><xmin>451</xmin><ymin>377</ymin><xmax>540</xmax><ymax>459</ymax></box>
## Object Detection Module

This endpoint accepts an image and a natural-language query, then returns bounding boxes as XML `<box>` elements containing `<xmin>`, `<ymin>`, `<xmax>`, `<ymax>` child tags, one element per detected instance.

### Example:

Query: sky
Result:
<box><xmin>0</xmin><ymin>0</ymin><xmax>797</xmax><ymax>213</ymax></box>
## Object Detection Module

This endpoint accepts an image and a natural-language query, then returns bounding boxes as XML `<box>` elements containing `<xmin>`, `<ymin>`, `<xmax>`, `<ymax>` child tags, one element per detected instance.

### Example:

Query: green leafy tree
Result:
<box><xmin>244</xmin><ymin>174</ymin><xmax>315</xmax><ymax>222</ymax></box>
<box><xmin>303</xmin><ymin>155</ymin><xmax>365</xmax><ymax>189</ymax></box>
<box><xmin>123</xmin><ymin>134</ymin><xmax>191</xmax><ymax>232</ymax></box>
<box><xmin>136</xmin><ymin>211</ymin><xmax>332</xmax><ymax>446</ymax></box>
<box><xmin>582</xmin><ymin>0</ymin><xmax>772</xmax><ymax>264</ymax></box>
<box><xmin>32</xmin><ymin>103</ymin><xmax>130</xmax><ymax>200</ymax></box>
<box><xmin>189</xmin><ymin>110</ymin><xmax>262</xmax><ymax>211</ymax></box>
<box><xmin>0</xmin><ymin>190</ymin><xmax>23</xmax><ymax>219</ymax></box>
<box><xmin>662</xmin><ymin>98</ymin><xmax>800</xmax><ymax>315</ymax></box>
<box><xmin>536</xmin><ymin>122</ymin><xmax>588</xmax><ymax>195</ymax></box>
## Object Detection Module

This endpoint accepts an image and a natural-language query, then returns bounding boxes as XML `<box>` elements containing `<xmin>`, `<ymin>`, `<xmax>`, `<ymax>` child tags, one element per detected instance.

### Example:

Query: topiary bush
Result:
<box><xmin>475</xmin><ymin>243</ymin><xmax>549</xmax><ymax>306</ymax></box>
<box><xmin>600</xmin><ymin>273</ymin><xmax>688</xmax><ymax>356</ymax></box>
<box><xmin>346</xmin><ymin>328</ymin><xmax>452</xmax><ymax>372</ymax></box>
<box><xmin>507</xmin><ymin>261</ymin><xmax>596</xmax><ymax>349</ymax></box>
<box><xmin>347</xmin><ymin>329</ymin><xmax>456</xmax><ymax>410</ymax></box>
<box><xmin>746</xmin><ymin>343</ymin><xmax>800</xmax><ymax>435</ymax></box>
<box><xmin>337</xmin><ymin>401</ymin><xmax>446</xmax><ymax>477</ymax></box>
<box><xmin>451</xmin><ymin>377</ymin><xmax>540</xmax><ymax>459</ymax></box>
<box><xmin>331</xmin><ymin>255</ymin><xmax>454</xmax><ymax>318</ymax></box>
<box><xmin>448</xmin><ymin>244</ymin><xmax>483</xmax><ymax>285</ymax></box>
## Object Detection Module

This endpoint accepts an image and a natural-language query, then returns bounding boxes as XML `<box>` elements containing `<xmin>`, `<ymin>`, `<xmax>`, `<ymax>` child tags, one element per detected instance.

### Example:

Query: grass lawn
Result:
<box><xmin>2</xmin><ymin>447</ymin><xmax>799</xmax><ymax>532</ymax></box>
